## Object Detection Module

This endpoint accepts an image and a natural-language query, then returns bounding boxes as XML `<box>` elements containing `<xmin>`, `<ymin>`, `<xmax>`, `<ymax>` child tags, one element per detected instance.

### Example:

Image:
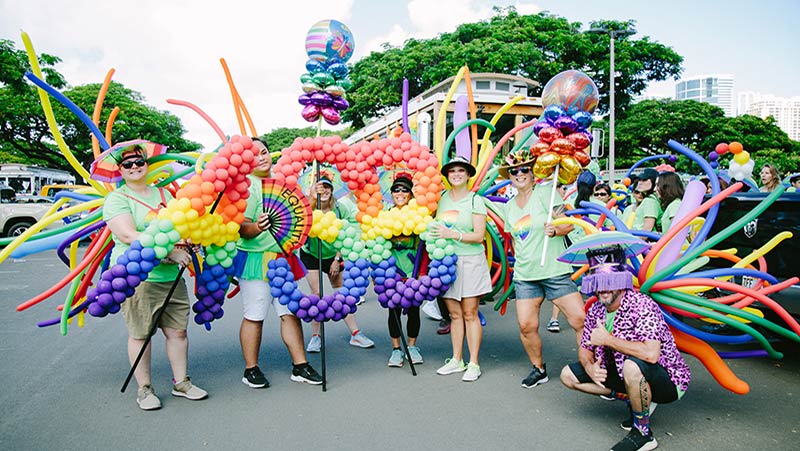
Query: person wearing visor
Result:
<box><xmin>103</xmin><ymin>143</ymin><xmax>207</xmax><ymax>410</ymax></box>
<box><xmin>301</xmin><ymin>170</ymin><xmax>374</xmax><ymax>352</ymax></box>
<box><xmin>429</xmin><ymin>156</ymin><xmax>492</xmax><ymax>382</ymax></box>
<box><xmin>560</xmin><ymin>245</ymin><xmax>690</xmax><ymax>451</ymax></box>
<box><xmin>497</xmin><ymin>149</ymin><xmax>585</xmax><ymax>389</ymax></box>
<box><xmin>385</xmin><ymin>172</ymin><xmax>424</xmax><ymax>367</ymax></box>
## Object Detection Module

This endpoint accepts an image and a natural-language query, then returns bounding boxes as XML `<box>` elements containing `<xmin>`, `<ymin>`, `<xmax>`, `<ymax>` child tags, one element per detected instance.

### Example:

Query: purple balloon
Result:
<box><xmin>533</xmin><ymin>120</ymin><xmax>549</xmax><ymax>136</ymax></box>
<box><xmin>554</xmin><ymin>115</ymin><xmax>579</xmax><ymax>135</ymax></box>
<box><xmin>708</xmin><ymin>151</ymin><xmax>719</xmax><ymax>161</ymax></box>
<box><xmin>108</xmin><ymin>303</ymin><xmax>121</xmax><ymax>314</ymax></box>
<box><xmin>110</xmin><ymin>264</ymin><xmax>127</xmax><ymax>277</ymax></box>
<box><xmin>87</xmin><ymin>302</ymin><xmax>106</xmax><ymax>317</ymax></box>
<box><xmin>111</xmin><ymin>277</ymin><xmax>128</xmax><ymax>291</ymax></box>
<box><xmin>298</xmin><ymin>93</ymin><xmax>312</xmax><ymax>105</ymax></box>
<box><xmin>310</xmin><ymin>91</ymin><xmax>333</xmax><ymax>107</ymax></box>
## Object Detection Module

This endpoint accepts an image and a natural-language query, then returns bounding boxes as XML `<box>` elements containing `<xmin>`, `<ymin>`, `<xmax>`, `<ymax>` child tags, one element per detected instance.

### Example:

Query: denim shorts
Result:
<box><xmin>513</xmin><ymin>273</ymin><xmax>578</xmax><ymax>302</ymax></box>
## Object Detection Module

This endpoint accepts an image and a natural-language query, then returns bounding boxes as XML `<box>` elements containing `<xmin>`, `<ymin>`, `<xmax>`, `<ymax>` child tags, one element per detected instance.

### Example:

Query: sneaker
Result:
<box><xmin>388</xmin><ymin>349</ymin><xmax>404</xmax><ymax>367</ymax></box>
<box><xmin>356</xmin><ymin>296</ymin><xmax>366</xmax><ymax>305</ymax></box>
<box><xmin>349</xmin><ymin>331</ymin><xmax>375</xmax><ymax>348</ymax></box>
<box><xmin>407</xmin><ymin>346</ymin><xmax>424</xmax><ymax>364</ymax></box>
<box><xmin>462</xmin><ymin>362</ymin><xmax>481</xmax><ymax>382</ymax></box>
<box><xmin>621</xmin><ymin>402</ymin><xmax>657</xmax><ymax>431</ymax></box>
<box><xmin>610</xmin><ymin>428</ymin><xmax>658</xmax><ymax>451</ymax></box>
<box><xmin>136</xmin><ymin>384</ymin><xmax>161</xmax><ymax>411</ymax></box>
<box><xmin>437</xmin><ymin>320</ymin><xmax>451</xmax><ymax>335</ymax></box>
<box><xmin>436</xmin><ymin>358</ymin><xmax>466</xmax><ymax>375</ymax></box>
<box><xmin>171</xmin><ymin>377</ymin><xmax>208</xmax><ymax>400</ymax></box>
<box><xmin>547</xmin><ymin>319</ymin><xmax>561</xmax><ymax>333</ymax></box>
<box><xmin>521</xmin><ymin>364</ymin><xmax>549</xmax><ymax>388</ymax></box>
<box><xmin>242</xmin><ymin>366</ymin><xmax>269</xmax><ymax>388</ymax></box>
<box><xmin>307</xmin><ymin>334</ymin><xmax>321</xmax><ymax>353</ymax></box>
<box><xmin>291</xmin><ymin>363</ymin><xmax>323</xmax><ymax>385</ymax></box>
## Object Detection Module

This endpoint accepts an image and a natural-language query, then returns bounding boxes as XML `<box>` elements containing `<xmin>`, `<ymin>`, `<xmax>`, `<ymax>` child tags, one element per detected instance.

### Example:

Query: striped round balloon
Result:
<box><xmin>305</xmin><ymin>19</ymin><xmax>355</xmax><ymax>63</ymax></box>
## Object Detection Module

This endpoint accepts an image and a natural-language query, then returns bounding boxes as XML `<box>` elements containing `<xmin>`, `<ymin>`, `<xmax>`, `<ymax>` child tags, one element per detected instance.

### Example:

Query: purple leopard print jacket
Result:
<box><xmin>580</xmin><ymin>289</ymin><xmax>691</xmax><ymax>393</ymax></box>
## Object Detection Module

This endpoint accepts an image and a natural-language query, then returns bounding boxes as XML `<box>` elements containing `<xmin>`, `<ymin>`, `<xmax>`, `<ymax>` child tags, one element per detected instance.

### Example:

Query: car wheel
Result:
<box><xmin>7</xmin><ymin>221</ymin><xmax>33</xmax><ymax>237</ymax></box>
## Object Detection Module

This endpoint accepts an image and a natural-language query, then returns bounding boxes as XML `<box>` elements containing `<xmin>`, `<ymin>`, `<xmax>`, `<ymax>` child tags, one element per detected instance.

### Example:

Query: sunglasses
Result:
<box><xmin>508</xmin><ymin>166</ymin><xmax>531</xmax><ymax>176</ymax></box>
<box><xmin>391</xmin><ymin>187</ymin><xmax>411</xmax><ymax>193</ymax></box>
<box><xmin>120</xmin><ymin>158</ymin><xmax>147</xmax><ymax>169</ymax></box>
<box><xmin>633</xmin><ymin>189</ymin><xmax>650</xmax><ymax>196</ymax></box>
<box><xmin>594</xmin><ymin>191</ymin><xmax>610</xmax><ymax>197</ymax></box>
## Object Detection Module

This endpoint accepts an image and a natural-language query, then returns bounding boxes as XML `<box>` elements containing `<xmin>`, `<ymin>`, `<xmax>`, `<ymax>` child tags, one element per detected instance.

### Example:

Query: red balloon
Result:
<box><xmin>537</xmin><ymin>126</ymin><xmax>563</xmax><ymax>144</ymax></box>
<box><xmin>301</xmin><ymin>104</ymin><xmax>321</xmax><ymax>122</ymax></box>
<box><xmin>566</xmin><ymin>132</ymin><xmax>591</xmax><ymax>150</ymax></box>
<box><xmin>715</xmin><ymin>143</ymin><xmax>729</xmax><ymax>155</ymax></box>
<box><xmin>549</xmin><ymin>138</ymin><xmax>576</xmax><ymax>155</ymax></box>
<box><xmin>574</xmin><ymin>150</ymin><xmax>591</xmax><ymax>167</ymax></box>
<box><xmin>530</xmin><ymin>142</ymin><xmax>550</xmax><ymax>157</ymax></box>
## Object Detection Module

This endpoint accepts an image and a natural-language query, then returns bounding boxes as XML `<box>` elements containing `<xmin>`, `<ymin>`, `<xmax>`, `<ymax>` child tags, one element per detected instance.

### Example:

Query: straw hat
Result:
<box><xmin>498</xmin><ymin>148</ymin><xmax>536</xmax><ymax>179</ymax></box>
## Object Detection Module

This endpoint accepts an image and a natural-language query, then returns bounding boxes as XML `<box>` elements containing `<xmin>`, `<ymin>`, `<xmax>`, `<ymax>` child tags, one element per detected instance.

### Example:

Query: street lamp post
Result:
<box><xmin>588</xmin><ymin>25</ymin><xmax>635</xmax><ymax>185</ymax></box>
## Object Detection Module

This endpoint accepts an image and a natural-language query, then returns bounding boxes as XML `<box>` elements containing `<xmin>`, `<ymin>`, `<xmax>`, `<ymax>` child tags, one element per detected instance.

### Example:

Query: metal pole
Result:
<box><xmin>609</xmin><ymin>32</ymin><xmax>616</xmax><ymax>186</ymax></box>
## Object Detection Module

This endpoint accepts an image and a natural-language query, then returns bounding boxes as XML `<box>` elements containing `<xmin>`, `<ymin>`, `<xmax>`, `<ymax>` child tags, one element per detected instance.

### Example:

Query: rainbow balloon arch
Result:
<box><xmin>4</xmin><ymin>29</ymin><xmax>799</xmax><ymax>396</ymax></box>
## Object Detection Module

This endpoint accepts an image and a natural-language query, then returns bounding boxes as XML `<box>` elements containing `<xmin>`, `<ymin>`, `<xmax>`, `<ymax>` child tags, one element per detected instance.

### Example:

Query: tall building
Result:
<box><xmin>737</xmin><ymin>91</ymin><xmax>759</xmax><ymax>116</ymax></box>
<box><xmin>746</xmin><ymin>95</ymin><xmax>800</xmax><ymax>141</ymax></box>
<box><xmin>675</xmin><ymin>74</ymin><xmax>735</xmax><ymax>117</ymax></box>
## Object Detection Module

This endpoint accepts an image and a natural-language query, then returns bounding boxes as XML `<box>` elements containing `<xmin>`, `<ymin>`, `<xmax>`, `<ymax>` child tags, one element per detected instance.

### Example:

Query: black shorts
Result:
<box><xmin>568</xmin><ymin>357</ymin><xmax>678</xmax><ymax>404</ymax></box>
<box><xmin>300</xmin><ymin>249</ymin><xmax>335</xmax><ymax>274</ymax></box>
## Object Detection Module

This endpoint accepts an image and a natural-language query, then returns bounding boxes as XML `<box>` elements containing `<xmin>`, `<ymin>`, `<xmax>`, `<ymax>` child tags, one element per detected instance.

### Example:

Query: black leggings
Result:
<box><xmin>388</xmin><ymin>307</ymin><xmax>420</xmax><ymax>339</ymax></box>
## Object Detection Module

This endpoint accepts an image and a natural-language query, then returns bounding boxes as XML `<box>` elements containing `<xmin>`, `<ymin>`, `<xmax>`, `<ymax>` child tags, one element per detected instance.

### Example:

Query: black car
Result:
<box><xmin>706</xmin><ymin>191</ymin><xmax>800</xmax><ymax>317</ymax></box>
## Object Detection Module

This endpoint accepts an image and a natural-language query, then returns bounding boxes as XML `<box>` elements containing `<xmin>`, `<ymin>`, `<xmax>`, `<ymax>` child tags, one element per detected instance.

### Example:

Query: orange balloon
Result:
<box><xmin>623</xmin><ymin>177</ymin><xmax>631</xmax><ymax>187</ymax></box>
<box><xmin>729</xmin><ymin>141</ymin><xmax>744</xmax><ymax>154</ymax></box>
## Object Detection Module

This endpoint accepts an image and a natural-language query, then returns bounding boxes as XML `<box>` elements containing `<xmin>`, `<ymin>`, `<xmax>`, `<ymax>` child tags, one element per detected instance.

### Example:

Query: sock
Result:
<box><xmin>351</xmin><ymin>329</ymin><xmax>360</xmax><ymax>336</ymax></box>
<box><xmin>293</xmin><ymin>362</ymin><xmax>308</xmax><ymax>370</ymax></box>
<box><xmin>632</xmin><ymin>410</ymin><xmax>651</xmax><ymax>436</ymax></box>
<box><xmin>610</xmin><ymin>390</ymin><xmax>629</xmax><ymax>401</ymax></box>
<box><xmin>393</xmin><ymin>347</ymin><xmax>401</xmax><ymax>350</ymax></box>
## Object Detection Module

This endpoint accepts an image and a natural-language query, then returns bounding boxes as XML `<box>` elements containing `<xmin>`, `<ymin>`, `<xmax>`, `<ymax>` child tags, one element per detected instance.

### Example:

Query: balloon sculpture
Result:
<box><xmin>299</xmin><ymin>19</ymin><xmax>355</xmax><ymax>125</ymax></box>
<box><xmin>532</xmin><ymin>70</ymin><xmax>597</xmax><ymax>185</ymax></box>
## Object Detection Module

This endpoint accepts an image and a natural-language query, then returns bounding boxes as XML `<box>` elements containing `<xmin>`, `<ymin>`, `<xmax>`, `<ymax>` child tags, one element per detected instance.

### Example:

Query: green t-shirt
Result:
<box><xmin>301</xmin><ymin>196</ymin><xmax>357</xmax><ymax>259</ymax></box>
<box><xmin>435</xmin><ymin>191</ymin><xmax>487</xmax><ymax>256</ymax></box>
<box><xmin>103</xmin><ymin>185</ymin><xmax>177</xmax><ymax>283</ymax></box>
<box><xmin>503</xmin><ymin>184</ymin><xmax>572</xmax><ymax>281</ymax></box>
<box><xmin>632</xmin><ymin>195</ymin><xmax>662</xmax><ymax>232</ymax></box>
<box><xmin>660</xmin><ymin>198</ymin><xmax>681</xmax><ymax>232</ymax></box>
<box><xmin>235</xmin><ymin>175</ymin><xmax>282</xmax><ymax>281</ymax></box>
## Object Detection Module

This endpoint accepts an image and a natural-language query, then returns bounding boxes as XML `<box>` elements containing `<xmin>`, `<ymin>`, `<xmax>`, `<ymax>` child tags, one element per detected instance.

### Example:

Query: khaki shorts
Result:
<box><xmin>442</xmin><ymin>253</ymin><xmax>492</xmax><ymax>301</ymax></box>
<box><xmin>121</xmin><ymin>280</ymin><xmax>190</xmax><ymax>339</ymax></box>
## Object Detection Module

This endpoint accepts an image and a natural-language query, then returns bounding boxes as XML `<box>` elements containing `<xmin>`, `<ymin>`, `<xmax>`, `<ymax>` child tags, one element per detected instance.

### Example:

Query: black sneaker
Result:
<box><xmin>610</xmin><ymin>428</ymin><xmax>658</xmax><ymax>451</ymax></box>
<box><xmin>621</xmin><ymin>402</ymin><xmax>657</xmax><ymax>431</ymax></box>
<box><xmin>291</xmin><ymin>363</ymin><xmax>323</xmax><ymax>385</ymax></box>
<box><xmin>521</xmin><ymin>364</ymin><xmax>549</xmax><ymax>388</ymax></box>
<box><xmin>242</xmin><ymin>366</ymin><xmax>269</xmax><ymax>388</ymax></box>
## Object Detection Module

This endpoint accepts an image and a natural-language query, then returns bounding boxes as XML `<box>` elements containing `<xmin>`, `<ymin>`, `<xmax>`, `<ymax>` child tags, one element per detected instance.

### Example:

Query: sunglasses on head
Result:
<box><xmin>391</xmin><ymin>186</ymin><xmax>411</xmax><ymax>193</ymax></box>
<box><xmin>508</xmin><ymin>166</ymin><xmax>531</xmax><ymax>176</ymax></box>
<box><xmin>120</xmin><ymin>158</ymin><xmax>147</xmax><ymax>169</ymax></box>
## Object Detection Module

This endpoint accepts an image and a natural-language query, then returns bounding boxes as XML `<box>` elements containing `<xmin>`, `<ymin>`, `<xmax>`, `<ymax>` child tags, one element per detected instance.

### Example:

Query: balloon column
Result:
<box><xmin>726</xmin><ymin>141</ymin><xmax>754</xmax><ymax>181</ymax></box>
<box><xmin>299</xmin><ymin>19</ymin><xmax>355</xmax><ymax>125</ymax></box>
<box><xmin>532</xmin><ymin>70</ymin><xmax>597</xmax><ymax>184</ymax></box>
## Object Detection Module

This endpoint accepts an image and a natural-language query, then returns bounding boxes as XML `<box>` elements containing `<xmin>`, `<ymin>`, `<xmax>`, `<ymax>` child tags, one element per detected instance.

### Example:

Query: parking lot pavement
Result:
<box><xmin>1</xmin><ymin>251</ymin><xmax>798</xmax><ymax>450</ymax></box>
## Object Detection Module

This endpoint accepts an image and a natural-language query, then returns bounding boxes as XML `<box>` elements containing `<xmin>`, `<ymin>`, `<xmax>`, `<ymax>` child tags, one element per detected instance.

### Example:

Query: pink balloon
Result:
<box><xmin>654</xmin><ymin>180</ymin><xmax>706</xmax><ymax>272</ymax></box>
<box><xmin>453</xmin><ymin>95</ymin><xmax>471</xmax><ymax>160</ymax></box>
<box><xmin>301</xmin><ymin>104</ymin><xmax>321</xmax><ymax>122</ymax></box>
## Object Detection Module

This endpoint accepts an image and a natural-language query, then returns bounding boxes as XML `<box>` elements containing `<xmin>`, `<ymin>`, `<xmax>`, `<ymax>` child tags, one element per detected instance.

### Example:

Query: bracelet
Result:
<box><xmin>458</xmin><ymin>232</ymin><xmax>463</xmax><ymax>242</ymax></box>
<box><xmin>335</xmin><ymin>256</ymin><xmax>344</xmax><ymax>263</ymax></box>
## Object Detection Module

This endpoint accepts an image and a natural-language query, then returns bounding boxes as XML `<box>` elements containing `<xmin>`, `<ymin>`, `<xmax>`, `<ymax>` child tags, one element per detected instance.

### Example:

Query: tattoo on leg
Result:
<box><xmin>639</xmin><ymin>377</ymin><xmax>651</xmax><ymax>413</ymax></box>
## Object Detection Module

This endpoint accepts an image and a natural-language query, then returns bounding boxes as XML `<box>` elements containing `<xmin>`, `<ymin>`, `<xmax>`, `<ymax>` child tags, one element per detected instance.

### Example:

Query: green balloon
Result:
<box><xmin>154</xmin><ymin>246</ymin><xmax>169</xmax><ymax>260</ymax></box>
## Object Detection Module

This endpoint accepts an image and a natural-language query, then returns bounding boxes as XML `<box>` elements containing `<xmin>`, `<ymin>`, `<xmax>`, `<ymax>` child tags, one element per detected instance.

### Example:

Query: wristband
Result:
<box><xmin>458</xmin><ymin>232</ymin><xmax>463</xmax><ymax>242</ymax></box>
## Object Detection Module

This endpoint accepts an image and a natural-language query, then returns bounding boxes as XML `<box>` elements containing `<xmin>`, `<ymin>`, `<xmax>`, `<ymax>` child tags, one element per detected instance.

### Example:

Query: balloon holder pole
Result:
<box><xmin>540</xmin><ymin>165</ymin><xmax>560</xmax><ymax>267</ymax></box>
<box><xmin>314</xmin><ymin>159</ymin><xmax>327</xmax><ymax>392</ymax></box>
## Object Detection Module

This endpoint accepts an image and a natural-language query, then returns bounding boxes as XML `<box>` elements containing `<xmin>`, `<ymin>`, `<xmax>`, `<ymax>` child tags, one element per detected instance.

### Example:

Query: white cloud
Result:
<box><xmin>0</xmin><ymin>0</ymin><xmax>354</xmax><ymax>151</ymax></box>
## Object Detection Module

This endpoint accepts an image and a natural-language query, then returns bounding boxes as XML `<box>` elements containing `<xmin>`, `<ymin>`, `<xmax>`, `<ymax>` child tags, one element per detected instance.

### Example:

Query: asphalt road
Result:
<box><xmin>1</xmin><ymin>250</ymin><xmax>798</xmax><ymax>450</ymax></box>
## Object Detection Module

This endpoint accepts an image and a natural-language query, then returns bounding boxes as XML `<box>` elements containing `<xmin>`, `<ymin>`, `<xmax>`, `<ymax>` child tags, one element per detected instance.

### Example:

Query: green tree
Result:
<box><xmin>261</xmin><ymin>126</ymin><xmax>352</xmax><ymax>152</ymax></box>
<box><xmin>615</xmin><ymin>99</ymin><xmax>799</xmax><ymax>174</ymax></box>
<box><xmin>344</xmin><ymin>7</ymin><xmax>683</xmax><ymax>128</ymax></box>
<box><xmin>0</xmin><ymin>39</ymin><xmax>200</xmax><ymax>173</ymax></box>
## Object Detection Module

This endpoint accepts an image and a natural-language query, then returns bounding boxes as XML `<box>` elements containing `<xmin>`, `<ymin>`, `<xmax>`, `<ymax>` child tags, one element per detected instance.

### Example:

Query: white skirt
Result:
<box><xmin>442</xmin><ymin>253</ymin><xmax>492</xmax><ymax>300</ymax></box>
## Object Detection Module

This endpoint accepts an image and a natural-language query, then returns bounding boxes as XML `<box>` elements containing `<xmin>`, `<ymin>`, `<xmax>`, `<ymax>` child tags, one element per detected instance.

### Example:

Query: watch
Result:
<box><xmin>335</xmin><ymin>256</ymin><xmax>344</xmax><ymax>263</ymax></box>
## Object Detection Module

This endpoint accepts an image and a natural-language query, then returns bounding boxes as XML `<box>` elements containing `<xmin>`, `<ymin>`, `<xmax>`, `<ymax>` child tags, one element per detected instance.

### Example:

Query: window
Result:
<box><xmin>687</xmin><ymin>80</ymin><xmax>700</xmax><ymax>90</ymax></box>
<box><xmin>495</xmin><ymin>81</ymin><xmax>510</xmax><ymax>91</ymax></box>
<box><xmin>476</xmin><ymin>81</ymin><xmax>491</xmax><ymax>90</ymax></box>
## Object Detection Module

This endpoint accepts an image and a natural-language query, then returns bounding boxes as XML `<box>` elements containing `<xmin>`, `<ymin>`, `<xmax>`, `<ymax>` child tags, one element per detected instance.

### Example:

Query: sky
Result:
<box><xmin>1</xmin><ymin>0</ymin><xmax>798</xmax><ymax>151</ymax></box>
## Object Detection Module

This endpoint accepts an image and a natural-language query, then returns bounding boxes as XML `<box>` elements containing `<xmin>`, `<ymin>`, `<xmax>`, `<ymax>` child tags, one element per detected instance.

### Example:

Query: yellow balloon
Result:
<box><xmin>733</xmin><ymin>150</ymin><xmax>750</xmax><ymax>165</ymax></box>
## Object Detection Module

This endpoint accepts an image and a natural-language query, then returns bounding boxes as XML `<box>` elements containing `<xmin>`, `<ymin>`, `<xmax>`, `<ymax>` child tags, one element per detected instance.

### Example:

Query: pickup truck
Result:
<box><xmin>0</xmin><ymin>185</ymin><xmax>54</xmax><ymax>237</ymax></box>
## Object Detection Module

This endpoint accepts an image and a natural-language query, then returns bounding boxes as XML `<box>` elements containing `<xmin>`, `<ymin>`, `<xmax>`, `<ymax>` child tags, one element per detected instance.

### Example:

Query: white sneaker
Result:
<box><xmin>306</xmin><ymin>335</ymin><xmax>321</xmax><ymax>353</ymax></box>
<box><xmin>436</xmin><ymin>358</ymin><xmax>466</xmax><ymax>375</ymax></box>
<box><xmin>349</xmin><ymin>331</ymin><xmax>375</xmax><ymax>348</ymax></box>
<box><xmin>462</xmin><ymin>362</ymin><xmax>481</xmax><ymax>382</ymax></box>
